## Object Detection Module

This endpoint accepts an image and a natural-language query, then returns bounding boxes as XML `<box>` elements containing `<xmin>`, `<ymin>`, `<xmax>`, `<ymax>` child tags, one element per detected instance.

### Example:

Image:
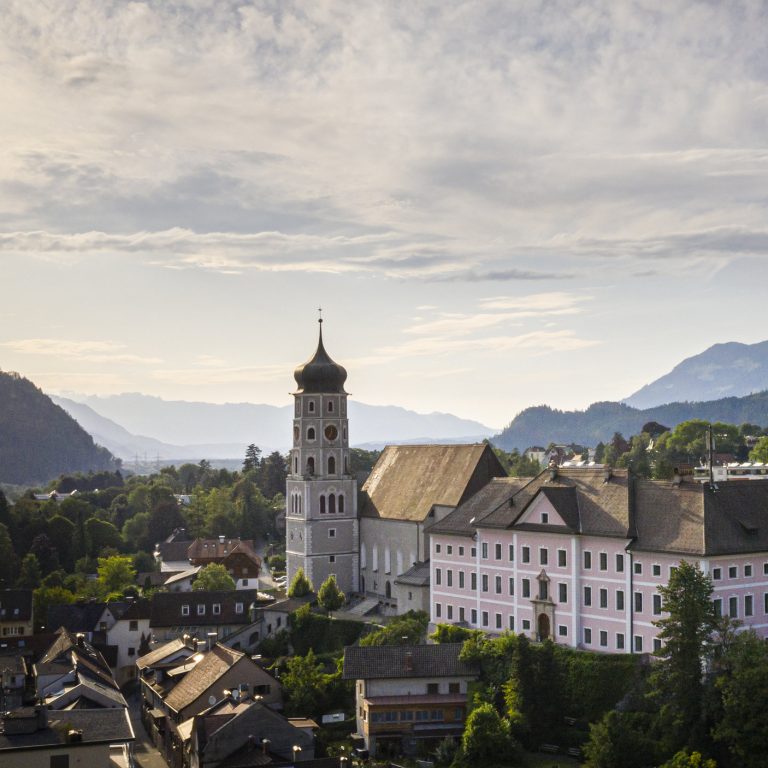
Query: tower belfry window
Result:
<box><xmin>329</xmin><ymin>493</ymin><xmax>336</xmax><ymax>514</ymax></box>
<box><xmin>307</xmin><ymin>457</ymin><xmax>315</xmax><ymax>475</ymax></box>
<box><xmin>308</xmin><ymin>401</ymin><xmax>315</xmax><ymax>413</ymax></box>
<box><xmin>328</xmin><ymin>456</ymin><xmax>336</xmax><ymax>475</ymax></box>
<box><xmin>307</xmin><ymin>427</ymin><xmax>316</xmax><ymax>440</ymax></box>
<box><xmin>328</xmin><ymin>400</ymin><xmax>334</xmax><ymax>412</ymax></box>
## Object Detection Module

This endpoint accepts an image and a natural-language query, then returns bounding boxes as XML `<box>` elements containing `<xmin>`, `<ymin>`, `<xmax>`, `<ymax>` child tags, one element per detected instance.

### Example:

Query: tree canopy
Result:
<box><xmin>193</xmin><ymin>562</ymin><xmax>236</xmax><ymax>591</ymax></box>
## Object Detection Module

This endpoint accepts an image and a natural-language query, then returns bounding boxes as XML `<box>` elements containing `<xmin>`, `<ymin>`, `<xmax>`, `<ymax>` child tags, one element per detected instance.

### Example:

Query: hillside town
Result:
<box><xmin>0</xmin><ymin>327</ymin><xmax>767</xmax><ymax>768</ymax></box>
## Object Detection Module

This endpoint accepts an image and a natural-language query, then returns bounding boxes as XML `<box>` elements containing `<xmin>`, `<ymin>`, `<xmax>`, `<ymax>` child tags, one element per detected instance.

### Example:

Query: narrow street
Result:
<box><xmin>127</xmin><ymin>693</ymin><xmax>168</xmax><ymax>768</ymax></box>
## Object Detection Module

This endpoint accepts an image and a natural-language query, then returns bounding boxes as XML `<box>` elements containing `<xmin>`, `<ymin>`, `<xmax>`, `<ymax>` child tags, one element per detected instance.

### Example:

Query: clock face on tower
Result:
<box><xmin>324</xmin><ymin>425</ymin><xmax>338</xmax><ymax>441</ymax></box>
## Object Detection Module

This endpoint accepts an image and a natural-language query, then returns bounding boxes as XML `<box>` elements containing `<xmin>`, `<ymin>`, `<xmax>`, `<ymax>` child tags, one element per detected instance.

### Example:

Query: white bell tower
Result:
<box><xmin>285</xmin><ymin>315</ymin><xmax>359</xmax><ymax>596</ymax></box>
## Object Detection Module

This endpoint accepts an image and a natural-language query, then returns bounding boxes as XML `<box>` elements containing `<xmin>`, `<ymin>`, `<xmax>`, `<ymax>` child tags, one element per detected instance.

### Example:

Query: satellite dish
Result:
<box><xmin>208</xmin><ymin>695</ymin><xmax>216</xmax><ymax>706</ymax></box>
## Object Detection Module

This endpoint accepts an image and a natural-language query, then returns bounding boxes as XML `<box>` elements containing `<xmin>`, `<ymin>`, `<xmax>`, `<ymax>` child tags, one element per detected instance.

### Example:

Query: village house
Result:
<box><xmin>138</xmin><ymin>639</ymin><xmax>282</xmax><ymax>767</ymax></box>
<box><xmin>184</xmin><ymin>689</ymin><xmax>315</xmax><ymax>767</ymax></box>
<box><xmin>148</xmin><ymin>589</ymin><xmax>267</xmax><ymax>644</ymax></box>
<box><xmin>105</xmin><ymin>598</ymin><xmax>152</xmax><ymax>685</ymax></box>
<box><xmin>0</xmin><ymin>705</ymin><xmax>134</xmax><ymax>768</ymax></box>
<box><xmin>0</xmin><ymin>590</ymin><xmax>33</xmax><ymax>644</ymax></box>
<box><xmin>343</xmin><ymin>643</ymin><xmax>479</xmax><ymax>759</ymax></box>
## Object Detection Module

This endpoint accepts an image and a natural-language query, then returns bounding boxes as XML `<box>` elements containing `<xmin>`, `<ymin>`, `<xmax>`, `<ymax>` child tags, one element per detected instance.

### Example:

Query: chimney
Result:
<box><xmin>404</xmin><ymin>651</ymin><xmax>414</xmax><ymax>673</ymax></box>
<box><xmin>66</xmin><ymin>729</ymin><xmax>83</xmax><ymax>743</ymax></box>
<box><xmin>219</xmin><ymin>535</ymin><xmax>225</xmax><ymax>544</ymax></box>
<box><xmin>76</xmin><ymin>633</ymin><xmax>85</xmax><ymax>648</ymax></box>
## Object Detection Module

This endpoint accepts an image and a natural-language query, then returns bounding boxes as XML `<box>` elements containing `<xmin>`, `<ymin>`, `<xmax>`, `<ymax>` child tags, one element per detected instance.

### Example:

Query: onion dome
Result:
<box><xmin>293</xmin><ymin>320</ymin><xmax>348</xmax><ymax>394</ymax></box>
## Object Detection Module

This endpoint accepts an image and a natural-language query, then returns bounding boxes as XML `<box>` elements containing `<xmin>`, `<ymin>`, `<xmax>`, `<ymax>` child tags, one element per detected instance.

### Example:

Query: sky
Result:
<box><xmin>2</xmin><ymin>1</ymin><xmax>768</xmax><ymax>430</ymax></box>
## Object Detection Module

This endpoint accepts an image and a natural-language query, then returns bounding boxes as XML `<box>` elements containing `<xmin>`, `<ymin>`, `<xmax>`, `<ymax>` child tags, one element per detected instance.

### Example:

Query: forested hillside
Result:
<box><xmin>495</xmin><ymin>390</ymin><xmax>768</xmax><ymax>451</ymax></box>
<box><xmin>0</xmin><ymin>371</ymin><xmax>119</xmax><ymax>484</ymax></box>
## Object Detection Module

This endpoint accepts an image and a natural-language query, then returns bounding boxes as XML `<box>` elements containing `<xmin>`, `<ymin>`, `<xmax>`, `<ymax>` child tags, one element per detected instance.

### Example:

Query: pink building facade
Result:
<box><xmin>429</xmin><ymin>468</ymin><xmax>768</xmax><ymax>654</ymax></box>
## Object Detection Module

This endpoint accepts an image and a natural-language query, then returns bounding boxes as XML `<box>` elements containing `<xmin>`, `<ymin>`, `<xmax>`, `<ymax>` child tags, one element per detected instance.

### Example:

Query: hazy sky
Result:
<box><xmin>3</xmin><ymin>1</ymin><xmax>768</xmax><ymax>429</ymax></box>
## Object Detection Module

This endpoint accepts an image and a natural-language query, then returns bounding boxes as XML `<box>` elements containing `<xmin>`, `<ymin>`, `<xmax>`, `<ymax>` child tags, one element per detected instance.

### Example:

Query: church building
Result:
<box><xmin>286</xmin><ymin>321</ymin><xmax>505</xmax><ymax>613</ymax></box>
<box><xmin>285</xmin><ymin>319</ymin><xmax>360</xmax><ymax>596</ymax></box>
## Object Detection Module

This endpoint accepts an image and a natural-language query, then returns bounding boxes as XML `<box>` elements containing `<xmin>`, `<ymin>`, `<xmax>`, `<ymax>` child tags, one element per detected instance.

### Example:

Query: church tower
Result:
<box><xmin>285</xmin><ymin>318</ymin><xmax>359</xmax><ymax>596</ymax></box>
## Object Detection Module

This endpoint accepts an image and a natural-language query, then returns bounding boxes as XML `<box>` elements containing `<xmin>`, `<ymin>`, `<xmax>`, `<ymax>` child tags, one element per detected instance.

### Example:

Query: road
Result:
<box><xmin>128</xmin><ymin>693</ymin><xmax>169</xmax><ymax>768</ymax></box>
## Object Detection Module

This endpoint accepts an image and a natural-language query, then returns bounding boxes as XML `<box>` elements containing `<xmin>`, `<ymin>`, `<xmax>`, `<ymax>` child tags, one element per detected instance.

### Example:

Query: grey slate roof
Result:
<box><xmin>150</xmin><ymin>589</ymin><xmax>262</xmax><ymax>628</ymax></box>
<box><xmin>0</xmin><ymin>590</ymin><xmax>33</xmax><ymax>622</ymax></box>
<box><xmin>343</xmin><ymin>643</ymin><xmax>478</xmax><ymax>680</ymax></box>
<box><xmin>394</xmin><ymin>561</ymin><xmax>430</xmax><ymax>586</ymax></box>
<box><xmin>427</xmin><ymin>477</ymin><xmax>529</xmax><ymax>535</ymax></box>
<box><xmin>633</xmin><ymin>479</ymin><xmax>768</xmax><ymax>556</ymax></box>
<box><xmin>0</xmin><ymin>708</ymin><xmax>134</xmax><ymax>752</ymax></box>
<box><xmin>430</xmin><ymin>468</ymin><xmax>631</xmax><ymax>539</ymax></box>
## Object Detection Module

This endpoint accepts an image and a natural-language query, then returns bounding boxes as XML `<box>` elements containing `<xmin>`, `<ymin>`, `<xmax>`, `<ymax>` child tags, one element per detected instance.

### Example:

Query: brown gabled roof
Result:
<box><xmin>360</xmin><ymin>443</ymin><xmax>506</xmax><ymax>522</ymax></box>
<box><xmin>164</xmin><ymin>645</ymin><xmax>245</xmax><ymax>713</ymax></box>
<box><xmin>187</xmin><ymin>538</ymin><xmax>258</xmax><ymax>561</ymax></box>
<box><xmin>343</xmin><ymin>643</ymin><xmax>478</xmax><ymax>680</ymax></box>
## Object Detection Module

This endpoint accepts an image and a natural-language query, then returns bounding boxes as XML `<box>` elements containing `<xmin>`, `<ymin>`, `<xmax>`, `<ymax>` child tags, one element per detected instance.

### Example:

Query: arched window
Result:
<box><xmin>307</xmin><ymin>457</ymin><xmax>315</xmax><ymax>475</ymax></box>
<box><xmin>328</xmin><ymin>400</ymin><xmax>334</xmax><ymax>412</ymax></box>
<box><xmin>328</xmin><ymin>456</ymin><xmax>336</xmax><ymax>475</ymax></box>
<box><xmin>298</xmin><ymin>495</ymin><xmax>302</xmax><ymax>514</ymax></box>
<box><xmin>307</xmin><ymin>427</ymin><xmax>315</xmax><ymax>440</ymax></box>
<box><xmin>329</xmin><ymin>493</ymin><xmax>336</xmax><ymax>514</ymax></box>
<box><xmin>293</xmin><ymin>456</ymin><xmax>298</xmax><ymax>474</ymax></box>
<box><xmin>361</xmin><ymin>542</ymin><xmax>367</xmax><ymax>569</ymax></box>
<box><xmin>320</xmin><ymin>495</ymin><xmax>326</xmax><ymax>514</ymax></box>
<box><xmin>308</xmin><ymin>400</ymin><xmax>315</xmax><ymax>413</ymax></box>
<box><xmin>338</xmin><ymin>494</ymin><xmax>344</xmax><ymax>514</ymax></box>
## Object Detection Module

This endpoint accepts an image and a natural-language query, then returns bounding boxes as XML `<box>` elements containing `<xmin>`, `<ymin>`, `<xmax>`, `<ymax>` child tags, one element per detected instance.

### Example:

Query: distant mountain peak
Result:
<box><xmin>623</xmin><ymin>339</ymin><xmax>768</xmax><ymax>409</ymax></box>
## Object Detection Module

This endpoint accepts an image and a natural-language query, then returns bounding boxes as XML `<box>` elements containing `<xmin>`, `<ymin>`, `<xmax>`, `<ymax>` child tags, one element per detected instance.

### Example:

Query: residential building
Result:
<box><xmin>0</xmin><ymin>590</ymin><xmax>33</xmax><ymax>643</ymax></box>
<box><xmin>0</xmin><ymin>651</ymin><xmax>27</xmax><ymax>710</ymax></box>
<box><xmin>138</xmin><ymin>640</ymin><xmax>282</xmax><ymax>766</ymax></box>
<box><xmin>187</xmin><ymin>537</ymin><xmax>262</xmax><ymax>589</ymax></box>
<box><xmin>184</xmin><ymin>689</ymin><xmax>315</xmax><ymax>767</ymax></box>
<box><xmin>34</xmin><ymin>628</ymin><xmax>127</xmax><ymax>710</ymax></box>
<box><xmin>47</xmin><ymin>599</ymin><xmax>126</xmax><ymax>642</ymax></box>
<box><xmin>343</xmin><ymin>643</ymin><xmax>479</xmax><ymax>758</ymax></box>
<box><xmin>149</xmin><ymin>589</ymin><xmax>267</xmax><ymax>643</ymax></box>
<box><xmin>428</xmin><ymin>467</ymin><xmax>768</xmax><ymax>653</ymax></box>
<box><xmin>0</xmin><ymin>706</ymin><xmax>134</xmax><ymax>768</ymax></box>
<box><xmin>106</xmin><ymin>598</ymin><xmax>152</xmax><ymax>685</ymax></box>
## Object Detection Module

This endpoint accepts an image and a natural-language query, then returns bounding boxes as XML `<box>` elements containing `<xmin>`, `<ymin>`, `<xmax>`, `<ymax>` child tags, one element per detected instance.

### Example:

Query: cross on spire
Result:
<box><xmin>318</xmin><ymin>306</ymin><xmax>323</xmax><ymax>325</ymax></box>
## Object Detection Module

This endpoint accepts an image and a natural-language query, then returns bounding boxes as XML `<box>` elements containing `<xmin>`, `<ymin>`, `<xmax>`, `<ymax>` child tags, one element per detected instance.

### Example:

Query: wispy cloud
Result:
<box><xmin>0</xmin><ymin>338</ymin><xmax>162</xmax><ymax>364</ymax></box>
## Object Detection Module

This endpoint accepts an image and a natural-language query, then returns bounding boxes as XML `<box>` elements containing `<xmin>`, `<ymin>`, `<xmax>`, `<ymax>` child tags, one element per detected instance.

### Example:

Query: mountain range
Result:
<box><xmin>623</xmin><ymin>340</ymin><xmax>768</xmax><ymax>409</ymax></box>
<box><xmin>51</xmin><ymin>393</ymin><xmax>496</xmax><ymax>461</ymax></box>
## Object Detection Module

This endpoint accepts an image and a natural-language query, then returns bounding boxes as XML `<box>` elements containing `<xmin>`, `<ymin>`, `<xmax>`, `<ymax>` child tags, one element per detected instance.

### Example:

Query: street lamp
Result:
<box><xmin>292</xmin><ymin>744</ymin><xmax>302</xmax><ymax>763</ymax></box>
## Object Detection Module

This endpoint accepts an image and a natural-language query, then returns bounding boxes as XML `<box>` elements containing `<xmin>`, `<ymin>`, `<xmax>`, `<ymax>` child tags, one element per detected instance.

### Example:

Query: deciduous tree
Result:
<box><xmin>193</xmin><ymin>563</ymin><xmax>236</xmax><ymax>591</ymax></box>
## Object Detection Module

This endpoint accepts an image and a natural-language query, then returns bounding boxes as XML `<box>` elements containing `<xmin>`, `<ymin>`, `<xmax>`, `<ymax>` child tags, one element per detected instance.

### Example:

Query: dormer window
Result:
<box><xmin>181</xmin><ymin>604</ymin><xmax>190</xmax><ymax>616</ymax></box>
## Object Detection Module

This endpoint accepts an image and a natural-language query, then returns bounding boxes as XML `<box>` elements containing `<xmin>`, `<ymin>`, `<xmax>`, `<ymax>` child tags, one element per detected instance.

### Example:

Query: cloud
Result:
<box><xmin>0</xmin><ymin>338</ymin><xmax>162</xmax><ymax>364</ymax></box>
